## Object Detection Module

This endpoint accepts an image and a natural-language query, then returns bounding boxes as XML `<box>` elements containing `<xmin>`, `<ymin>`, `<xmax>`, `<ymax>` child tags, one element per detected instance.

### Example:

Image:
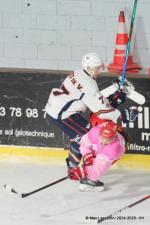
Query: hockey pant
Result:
<box><xmin>50</xmin><ymin>114</ymin><xmax>90</xmax><ymax>167</ymax></box>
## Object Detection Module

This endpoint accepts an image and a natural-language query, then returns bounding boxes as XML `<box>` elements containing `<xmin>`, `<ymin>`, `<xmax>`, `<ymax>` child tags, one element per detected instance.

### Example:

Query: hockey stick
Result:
<box><xmin>97</xmin><ymin>195</ymin><xmax>150</xmax><ymax>223</ymax></box>
<box><xmin>100</xmin><ymin>0</ymin><xmax>145</xmax><ymax>105</ymax></box>
<box><xmin>120</xmin><ymin>0</ymin><xmax>138</xmax><ymax>86</ymax></box>
<box><xmin>4</xmin><ymin>175</ymin><xmax>68</xmax><ymax>198</ymax></box>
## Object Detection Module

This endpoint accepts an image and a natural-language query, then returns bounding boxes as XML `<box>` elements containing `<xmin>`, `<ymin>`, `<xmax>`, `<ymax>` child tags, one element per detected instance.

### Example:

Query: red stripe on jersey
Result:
<box><xmin>95</xmin><ymin>108</ymin><xmax>115</xmax><ymax>116</ymax></box>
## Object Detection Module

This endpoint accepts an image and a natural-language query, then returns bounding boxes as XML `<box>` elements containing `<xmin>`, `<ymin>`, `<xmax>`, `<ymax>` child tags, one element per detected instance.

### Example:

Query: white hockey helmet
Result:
<box><xmin>82</xmin><ymin>53</ymin><xmax>104</xmax><ymax>76</ymax></box>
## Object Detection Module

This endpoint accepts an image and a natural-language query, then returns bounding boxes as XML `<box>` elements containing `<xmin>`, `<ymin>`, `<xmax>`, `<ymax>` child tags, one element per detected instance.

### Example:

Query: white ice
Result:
<box><xmin>0</xmin><ymin>158</ymin><xmax>149</xmax><ymax>225</ymax></box>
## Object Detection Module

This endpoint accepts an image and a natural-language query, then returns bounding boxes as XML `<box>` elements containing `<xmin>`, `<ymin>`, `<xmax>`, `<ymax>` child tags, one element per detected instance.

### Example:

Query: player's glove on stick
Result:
<box><xmin>108</xmin><ymin>90</ymin><xmax>126</xmax><ymax>108</ymax></box>
<box><xmin>68</xmin><ymin>151</ymin><xmax>96</xmax><ymax>180</ymax></box>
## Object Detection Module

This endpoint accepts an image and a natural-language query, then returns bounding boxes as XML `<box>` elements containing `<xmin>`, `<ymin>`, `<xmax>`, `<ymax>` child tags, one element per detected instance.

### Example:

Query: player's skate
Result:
<box><xmin>79</xmin><ymin>178</ymin><xmax>104</xmax><ymax>192</ymax></box>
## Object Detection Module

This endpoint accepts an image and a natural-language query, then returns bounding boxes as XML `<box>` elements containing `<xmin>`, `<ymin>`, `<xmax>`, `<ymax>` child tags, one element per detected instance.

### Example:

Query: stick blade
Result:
<box><xmin>4</xmin><ymin>184</ymin><xmax>16</xmax><ymax>193</ymax></box>
<box><xmin>127</xmin><ymin>90</ymin><xmax>145</xmax><ymax>105</ymax></box>
<box><xmin>4</xmin><ymin>184</ymin><xmax>23</xmax><ymax>197</ymax></box>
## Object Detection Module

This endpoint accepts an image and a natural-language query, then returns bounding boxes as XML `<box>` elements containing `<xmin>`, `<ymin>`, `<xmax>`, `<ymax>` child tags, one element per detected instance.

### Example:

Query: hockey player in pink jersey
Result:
<box><xmin>71</xmin><ymin>121</ymin><xmax>128</xmax><ymax>191</ymax></box>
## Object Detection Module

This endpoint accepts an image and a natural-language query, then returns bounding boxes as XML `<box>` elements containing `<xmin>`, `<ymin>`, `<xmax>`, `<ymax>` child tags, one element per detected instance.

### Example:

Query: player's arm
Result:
<box><xmin>82</xmin><ymin>91</ymin><xmax>121</xmax><ymax>123</ymax></box>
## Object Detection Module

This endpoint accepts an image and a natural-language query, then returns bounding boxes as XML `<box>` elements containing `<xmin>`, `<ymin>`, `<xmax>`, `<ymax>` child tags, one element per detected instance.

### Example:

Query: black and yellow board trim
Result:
<box><xmin>0</xmin><ymin>145</ymin><xmax>149</xmax><ymax>169</ymax></box>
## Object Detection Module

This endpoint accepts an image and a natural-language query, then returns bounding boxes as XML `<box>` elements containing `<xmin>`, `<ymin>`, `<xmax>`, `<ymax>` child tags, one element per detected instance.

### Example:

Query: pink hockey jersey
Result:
<box><xmin>80</xmin><ymin>125</ymin><xmax>126</xmax><ymax>181</ymax></box>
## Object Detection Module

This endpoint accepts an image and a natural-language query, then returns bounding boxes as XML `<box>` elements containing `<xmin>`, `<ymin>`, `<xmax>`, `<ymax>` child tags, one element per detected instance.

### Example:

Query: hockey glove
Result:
<box><xmin>108</xmin><ymin>90</ymin><xmax>126</xmax><ymax>108</ymax></box>
<box><xmin>68</xmin><ymin>166</ymin><xmax>86</xmax><ymax>180</ymax></box>
<box><xmin>121</xmin><ymin>106</ymin><xmax>138</xmax><ymax>123</ymax></box>
<box><xmin>83</xmin><ymin>152</ymin><xmax>96</xmax><ymax>167</ymax></box>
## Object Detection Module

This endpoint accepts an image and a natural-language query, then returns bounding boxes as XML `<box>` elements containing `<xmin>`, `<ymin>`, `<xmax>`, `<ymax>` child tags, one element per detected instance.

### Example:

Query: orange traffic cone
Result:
<box><xmin>108</xmin><ymin>11</ymin><xmax>142</xmax><ymax>74</ymax></box>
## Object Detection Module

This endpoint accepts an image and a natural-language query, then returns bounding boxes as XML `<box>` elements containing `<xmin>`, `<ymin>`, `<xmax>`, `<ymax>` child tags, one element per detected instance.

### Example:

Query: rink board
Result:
<box><xmin>0</xmin><ymin>145</ymin><xmax>68</xmax><ymax>165</ymax></box>
<box><xmin>0</xmin><ymin>69</ymin><xmax>150</xmax><ymax>156</ymax></box>
<box><xmin>0</xmin><ymin>145</ymin><xmax>150</xmax><ymax>169</ymax></box>
<box><xmin>0</xmin><ymin>69</ymin><xmax>149</xmax><ymax>168</ymax></box>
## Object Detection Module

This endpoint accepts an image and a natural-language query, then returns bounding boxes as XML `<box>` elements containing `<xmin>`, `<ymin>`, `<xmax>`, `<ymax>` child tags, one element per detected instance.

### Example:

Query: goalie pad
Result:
<box><xmin>100</xmin><ymin>78</ymin><xmax>145</xmax><ymax>105</ymax></box>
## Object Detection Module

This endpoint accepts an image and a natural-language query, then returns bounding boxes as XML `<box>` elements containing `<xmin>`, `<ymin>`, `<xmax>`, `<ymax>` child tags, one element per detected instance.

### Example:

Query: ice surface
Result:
<box><xmin>0</xmin><ymin>159</ymin><xmax>149</xmax><ymax>225</ymax></box>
